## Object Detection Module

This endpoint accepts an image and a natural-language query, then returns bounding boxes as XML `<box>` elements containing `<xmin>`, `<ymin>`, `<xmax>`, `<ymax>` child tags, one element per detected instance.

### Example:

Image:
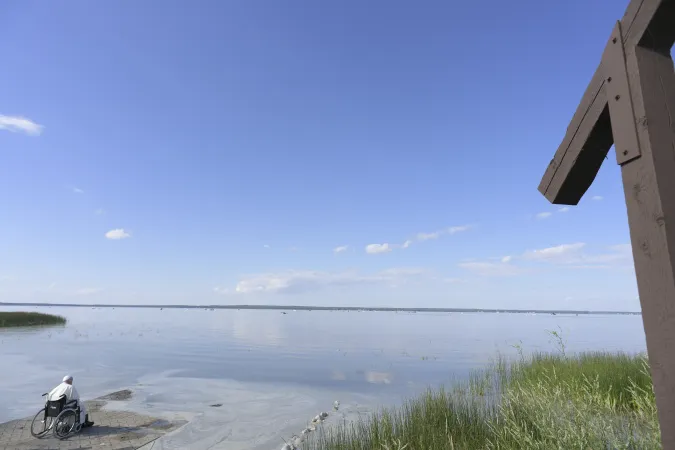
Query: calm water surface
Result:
<box><xmin>1</xmin><ymin>306</ymin><xmax>647</xmax><ymax>449</ymax></box>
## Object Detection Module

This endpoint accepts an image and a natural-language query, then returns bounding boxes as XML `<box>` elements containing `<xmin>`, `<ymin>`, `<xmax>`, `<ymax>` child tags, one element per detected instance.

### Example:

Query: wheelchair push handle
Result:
<box><xmin>41</xmin><ymin>393</ymin><xmax>48</xmax><ymax>397</ymax></box>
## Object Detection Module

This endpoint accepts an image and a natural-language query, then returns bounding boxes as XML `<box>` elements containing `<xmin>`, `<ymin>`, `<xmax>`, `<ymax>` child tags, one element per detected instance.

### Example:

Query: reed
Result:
<box><xmin>0</xmin><ymin>311</ymin><xmax>66</xmax><ymax>328</ymax></box>
<box><xmin>306</xmin><ymin>342</ymin><xmax>658</xmax><ymax>449</ymax></box>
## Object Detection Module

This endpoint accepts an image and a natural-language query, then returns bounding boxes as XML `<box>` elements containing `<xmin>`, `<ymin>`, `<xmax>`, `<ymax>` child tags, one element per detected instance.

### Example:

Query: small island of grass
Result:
<box><xmin>307</xmin><ymin>348</ymin><xmax>659</xmax><ymax>450</ymax></box>
<box><xmin>0</xmin><ymin>311</ymin><xmax>66</xmax><ymax>328</ymax></box>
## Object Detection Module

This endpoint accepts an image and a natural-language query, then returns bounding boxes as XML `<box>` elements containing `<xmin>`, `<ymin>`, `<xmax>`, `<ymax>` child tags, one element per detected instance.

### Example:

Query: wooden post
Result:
<box><xmin>610</xmin><ymin>21</ymin><xmax>675</xmax><ymax>450</ymax></box>
<box><xmin>538</xmin><ymin>0</ymin><xmax>675</xmax><ymax>446</ymax></box>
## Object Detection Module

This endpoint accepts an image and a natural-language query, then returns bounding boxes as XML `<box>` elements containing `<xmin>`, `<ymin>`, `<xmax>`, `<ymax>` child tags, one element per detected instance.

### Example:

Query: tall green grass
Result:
<box><xmin>0</xmin><ymin>311</ymin><xmax>66</xmax><ymax>328</ymax></box>
<box><xmin>306</xmin><ymin>336</ymin><xmax>659</xmax><ymax>449</ymax></box>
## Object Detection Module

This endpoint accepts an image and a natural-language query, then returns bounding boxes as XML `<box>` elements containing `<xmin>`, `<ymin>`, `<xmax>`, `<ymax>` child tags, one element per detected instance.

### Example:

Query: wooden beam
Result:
<box><xmin>536</xmin><ymin>0</ymin><xmax>675</xmax><ymax>447</ymax></box>
<box><xmin>639</xmin><ymin>0</ymin><xmax>675</xmax><ymax>53</ymax></box>
<box><xmin>538</xmin><ymin>0</ymin><xmax>672</xmax><ymax>204</ymax></box>
<box><xmin>619</xmin><ymin>42</ymin><xmax>675</xmax><ymax>448</ymax></box>
<box><xmin>603</xmin><ymin>22</ymin><xmax>643</xmax><ymax>166</ymax></box>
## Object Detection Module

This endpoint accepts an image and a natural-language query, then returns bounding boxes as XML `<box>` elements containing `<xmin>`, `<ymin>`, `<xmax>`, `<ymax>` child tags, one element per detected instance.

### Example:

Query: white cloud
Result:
<box><xmin>213</xmin><ymin>286</ymin><xmax>231</xmax><ymax>295</ymax></box>
<box><xmin>592</xmin><ymin>195</ymin><xmax>603</xmax><ymax>201</ymax></box>
<box><xmin>572</xmin><ymin>245</ymin><xmax>633</xmax><ymax>267</ymax></box>
<box><xmin>417</xmin><ymin>225</ymin><xmax>471</xmax><ymax>241</ymax></box>
<box><xmin>608</xmin><ymin>244</ymin><xmax>631</xmax><ymax>253</ymax></box>
<box><xmin>558</xmin><ymin>207</ymin><xmax>570</xmax><ymax>213</ymax></box>
<box><xmin>75</xmin><ymin>288</ymin><xmax>103</xmax><ymax>296</ymax></box>
<box><xmin>370</xmin><ymin>224</ymin><xmax>472</xmax><ymax>253</ymax></box>
<box><xmin>458</xmin><ymin>261</ymin><xmax>528</xmax><ymax>277</ymax></box>
<box><xmin>378</xmin><ymin>267</ymin><xmax>427</xmax><ymax>277</ymax></box>
<box><xmin>523</xmin><ymin>243</ymin><xmax>586</xmax><ymax>262</ymax></box>
<box><xmin>263</xmin><ymin>244</ymin><xmax>270</xmax><ymax>249</ymax></box>
<box><xmin>366</xmin><ymin>243</ymin><xmax>393</xmax><ymax>254</ymax></box>
<box><xmin>460</xmin><ymin>242</ymin><xmax>631</xmax><ymax>277</ymax></box>
<box><xmin>72</xmin><ymin>187</ymin><xmax>84</xmax><ymax>194</ymax></box>
<box><xmin>0</xmin><ymin>115</ymin><xmax>44</xmax><ymax>136</ymax></box>
<box><xmin>443</xmin><ymin>277</ymin><xmax>465</xmax><ymax>284</ymax></box>
<box><xmin>105</xmin><ymin>228</ymin><xmax>131</xmax><ymax>240</ymax></box>
<box><xmin>523</xmin><ymin>242</ymin><xmax>632</xmax><ymax>268</ymax></box>
<box><xmin>333</xmin><ymin>245</ymin><xmax>349</xmax><ymax>254</ymax></box>
<box><xmin>535</xmin><ymin>212</ymin><xmax>553</xmax><ymax>220</ymax></box>
<box><xmin>417</xmin><ymin>231</ymin><xmax>442</xmax><ymax>241</ymax></box>
<box><xmin>448</xmin><ymin>225</ymin><xmax>471</xmax><ymax>234</ymax></box>
<box><xmin>230</xmin><ymin>268</ymin><xmax>427</xmax><ymax>295</ymax></box>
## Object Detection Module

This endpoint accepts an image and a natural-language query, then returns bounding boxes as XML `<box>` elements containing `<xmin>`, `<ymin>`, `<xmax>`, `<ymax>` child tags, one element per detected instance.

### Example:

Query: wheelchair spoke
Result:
<box><xmin>53</xmin><ymin>409</ymin><xmax>78</xmax><ymax>440</ymax></box>
<box><xmin>30</xmin><ymin>408</ymin><xmax>51</xmax><ymax>438</ymax></box>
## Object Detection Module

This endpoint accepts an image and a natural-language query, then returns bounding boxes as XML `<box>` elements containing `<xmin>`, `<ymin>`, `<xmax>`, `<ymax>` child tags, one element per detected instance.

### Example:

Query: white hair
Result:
<box><xmin>63</xmin><ymin>375</ymin><xmax>73</xmax><ymax>383</ymax></box>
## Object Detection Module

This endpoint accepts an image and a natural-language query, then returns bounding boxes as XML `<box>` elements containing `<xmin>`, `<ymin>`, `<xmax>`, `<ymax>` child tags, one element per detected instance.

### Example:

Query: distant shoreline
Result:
<box><xmin>0</xmin><ymin>302</ymin><xmax>641</xmax><ymax>315</ymax></box>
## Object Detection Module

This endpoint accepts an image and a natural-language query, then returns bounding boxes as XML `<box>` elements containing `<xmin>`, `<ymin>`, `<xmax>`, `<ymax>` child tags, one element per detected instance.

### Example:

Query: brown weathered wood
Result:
<box><xmin>620</xmin><ymin>41</ymin><xmax>675</xmax><ymax>449</ymax></box>
<box><xmin>635</xmin><ymin>0</ymin><xmax>675</xmax><ymax>53</ymax></box>
<box><xmin>602</xmin><ymin>22</ymin><xmax>642</xmax><ymax>165</ymax></box>
<box><xmin>538</xmin><ymin>0</ymin><xmax>675</xmax><ymax>447</ymax></box>
<box><xmin>538</xmin><ymin>0</ymin><xmax>673</xmax><ymax>204</ymax></box>
<box><xmin>538</xmin><ymin>72</ymin><xmax>612</xmax><ymax>205</ymax></box>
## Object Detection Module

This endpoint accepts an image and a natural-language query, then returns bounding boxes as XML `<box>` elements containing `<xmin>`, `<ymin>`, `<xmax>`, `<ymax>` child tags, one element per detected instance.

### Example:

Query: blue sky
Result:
<box><xmin>0</xmin><ymin>0</ymin><xmax>641</xmax><ymax>310</ymax></box>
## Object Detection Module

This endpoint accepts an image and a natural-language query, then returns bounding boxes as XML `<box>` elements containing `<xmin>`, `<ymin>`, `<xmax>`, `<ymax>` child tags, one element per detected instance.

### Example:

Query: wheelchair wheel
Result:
<box><xmin>30</xmin><ymin>408</ymin><xmax>55</xmax><ymax>438</ymax></box>
<box><xmin>53</xmin><ymin>409</ymin><xmax>77</xmax><ymax>440</ymax></box>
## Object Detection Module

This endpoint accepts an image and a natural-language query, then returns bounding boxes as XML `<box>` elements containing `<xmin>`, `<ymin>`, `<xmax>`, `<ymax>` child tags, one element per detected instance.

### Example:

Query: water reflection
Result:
<box><xmin>0</xmin><ymin>306</ymin><xmax>648</xmax><ymax>449</ymax></box>
<box><xmin>365</xmin><ymin>371</ymin><xmax>393</xmax><ymax>385</ymax></box>
<box><xmin>229</xmin><ymin>310</ymin><xmax>286</xmax><ymax>347</ymax></box>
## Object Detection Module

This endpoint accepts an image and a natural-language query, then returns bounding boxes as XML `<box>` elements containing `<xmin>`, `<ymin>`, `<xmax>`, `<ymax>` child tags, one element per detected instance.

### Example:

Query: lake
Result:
<box><xmin>0</xmin><ymin>306</ymin><xmax>648</xmax><ymax>450</ymax></box>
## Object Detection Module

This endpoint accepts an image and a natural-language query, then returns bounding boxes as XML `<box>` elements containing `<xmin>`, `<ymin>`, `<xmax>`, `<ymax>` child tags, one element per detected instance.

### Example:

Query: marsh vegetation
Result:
<box><xmin>0</xmin><ymin>312</ymin><xmax>66</xmax><ymax>328</ymax></box>
<box><xmin>307</xmin><ymin>333</ymin><xmax>658</xmax><ymax>450</ymax></box>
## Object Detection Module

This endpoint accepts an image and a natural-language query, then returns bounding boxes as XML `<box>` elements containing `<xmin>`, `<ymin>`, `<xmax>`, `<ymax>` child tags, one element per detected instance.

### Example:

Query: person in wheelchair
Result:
<box><xmin>47</xmin><ymin>375</ymin><xmax>95</xmax><ymax>428</ymax></box>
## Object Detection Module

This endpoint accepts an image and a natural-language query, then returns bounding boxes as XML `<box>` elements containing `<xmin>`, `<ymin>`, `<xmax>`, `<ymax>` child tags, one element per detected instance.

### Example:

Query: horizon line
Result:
<box><xmin>0</xmin><ymin>302</ymin><xmax>641</xmax><ymax>315</ymax></box>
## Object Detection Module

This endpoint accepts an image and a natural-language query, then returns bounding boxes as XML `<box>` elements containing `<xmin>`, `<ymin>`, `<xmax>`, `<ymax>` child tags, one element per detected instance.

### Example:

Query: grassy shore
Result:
<box><xmin>307</xmin><ymin>341</ymin><xmax>659</xmax><ymax>449</ymax></box>
<box><xmin>0</xmin><ymin>311</ymin><xmax>66</xmax><ymax>328</ymax></box>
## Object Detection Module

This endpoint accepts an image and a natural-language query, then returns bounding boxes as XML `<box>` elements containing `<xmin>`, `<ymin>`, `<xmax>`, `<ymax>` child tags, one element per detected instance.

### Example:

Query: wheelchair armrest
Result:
<box><xmin>65</xmin><ymin>399</ymin><xmax>78</xmax><ymax>408</ymax></box>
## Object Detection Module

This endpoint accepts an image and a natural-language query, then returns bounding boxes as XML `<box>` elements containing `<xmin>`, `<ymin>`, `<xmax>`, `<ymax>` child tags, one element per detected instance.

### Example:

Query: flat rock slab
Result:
<box><xmin>0</xmin><ymin>390</ymin><xmax>186</xmax><ymax>450</ymax></box>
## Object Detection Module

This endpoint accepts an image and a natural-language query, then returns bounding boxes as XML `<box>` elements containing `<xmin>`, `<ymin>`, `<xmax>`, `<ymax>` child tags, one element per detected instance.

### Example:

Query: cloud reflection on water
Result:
<box><xmin>0</xmin><ymin>305</ymin><xmax>648</xmax><ymax>449</ymax></box>
<box><xmin>365</xmin><ymin>371</ymin><xmax>393</xmax><ymax>385</ymax></box>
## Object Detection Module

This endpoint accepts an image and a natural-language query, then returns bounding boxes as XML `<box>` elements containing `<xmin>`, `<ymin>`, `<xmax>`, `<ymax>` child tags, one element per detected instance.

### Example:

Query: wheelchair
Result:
<box><xmin>30</xmin><ymin>392</ymin><xmax>83</xmax><ymax>439</ymax></box>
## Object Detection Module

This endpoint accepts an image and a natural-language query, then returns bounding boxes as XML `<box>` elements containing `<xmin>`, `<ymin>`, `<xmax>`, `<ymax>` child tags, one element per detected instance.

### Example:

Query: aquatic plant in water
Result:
<box><xmin>302</xmin><ymin>343</ymin><xmax>659</xmax><ymax>450</ymax></box>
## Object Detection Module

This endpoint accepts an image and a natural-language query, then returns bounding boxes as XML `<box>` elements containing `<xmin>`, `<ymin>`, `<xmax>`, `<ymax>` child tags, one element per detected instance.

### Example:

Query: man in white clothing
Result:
<box><xmin>47</xmin><ymin>375</ymin><xmax>94</xmax><ymax>428</ymax></box>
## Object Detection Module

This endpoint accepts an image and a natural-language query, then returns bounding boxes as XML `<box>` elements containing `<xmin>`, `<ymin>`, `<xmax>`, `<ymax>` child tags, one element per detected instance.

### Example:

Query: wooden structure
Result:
<box><xmin>538</xmin><ymin>0</ymin><xmax>675</xmax><ymax>446</ymax></box>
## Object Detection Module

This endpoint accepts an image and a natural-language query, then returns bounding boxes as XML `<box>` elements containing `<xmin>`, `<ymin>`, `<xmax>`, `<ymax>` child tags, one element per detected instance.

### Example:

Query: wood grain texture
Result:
<box><xmin>538</xmin><ymin>0</ymin><xmax>672</xmax><ymax>204</ymax></box>
<box><xmin>621</xmin><ymin>43</ymin><xmax>675</xmax><ymax>449</ymax></box>
<box><xmin>537</xmin><ymin>0</ymin><xmax>675</xmax><ymax>447</ymax></box>
<box><xmin>602</xmin><ymin>22</ymin><xmax>642</xmax><ymax>165</ymax></box>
